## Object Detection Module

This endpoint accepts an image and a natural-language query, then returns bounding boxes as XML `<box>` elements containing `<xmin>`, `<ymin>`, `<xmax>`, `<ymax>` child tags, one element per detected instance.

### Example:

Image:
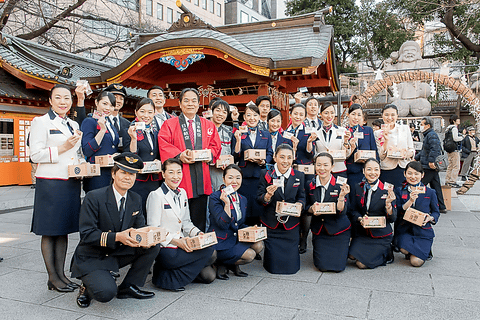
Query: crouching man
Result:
<box><xmin>71</xmin><ymin>152</ymin><xmax>160</xmax><ymax>308</ymax></box>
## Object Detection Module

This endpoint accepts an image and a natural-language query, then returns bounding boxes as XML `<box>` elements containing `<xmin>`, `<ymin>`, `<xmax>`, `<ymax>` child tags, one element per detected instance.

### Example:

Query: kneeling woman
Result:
<box><xmin>147</xmin><ymin>158</ymin><xmax>216</xmax><ymax>291</ymax></box>
<box><xmin>306</xmin><ymin>152</ymin><xmax>351</xmax><ymax>272</ymax></box>
<box><xmin>208</xmin><ymin>164</ymin><xmax>264</xmax><ymax>279</ymax></box>
<box><xmin>394</xmin><ymin>161</ymin><xmax>440</xmax><ymax>267</ymax></box>
<box><xmin>257</xmin><ymin>144</ymin><xmax>305</xmax><ymax>274</ymax></box>
<box><xmin>348</xmin><ymin>158</ymin><xmax>396</xmax><ymax>269</ymax></box>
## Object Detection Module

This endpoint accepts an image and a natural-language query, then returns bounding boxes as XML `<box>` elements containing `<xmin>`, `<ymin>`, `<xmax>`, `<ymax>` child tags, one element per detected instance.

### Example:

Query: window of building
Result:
<box><xmin>157</xmin><ymin>3</ymin><xmax>163</xmax><ymax>20</ymax></box>
<box><xmin>251</xmin><ymin>16</ymin><xmax>258</xmax><ymax>22</ymax></box>
<box><xmin>209</xmin><ymin>0</ymin><xmax>214</xmax><ymax>13</ymax></box>
<box><xmin>167</xmin><ymin>7</ymin><xmax>173</xmax><ymax>23</ymax></box>
<box><xmin>202</xmin><ymin>0</ymin><xmax>207</xmax><ymax>10</ymax></box>
<box><xmin>194</xmin><ymin>0</ymin><xmax>199</xmax><ymax>6</ymax></box>
<box><xmin>216</xmin><ymin>2</ymin><xmax>221</xmax><ymax>17</ymax></box>
<box><xmin>240</xmin><ymin>10</ymin><xmax>249</xmax><ymax>23</ymax></box>
<box><xmin>177</xmin><ymin>11</ymin><xmax>182</xmax><ymax>20</ymax></box>
<box><xmin>109</xmin><ymin>0</ymin><xmax>138</xmax><ymax>11</ymax></box>
<box><xmin>145</xmin><ymin>0</ymin><xmax>152</xmax><ymax>15</ymax></box>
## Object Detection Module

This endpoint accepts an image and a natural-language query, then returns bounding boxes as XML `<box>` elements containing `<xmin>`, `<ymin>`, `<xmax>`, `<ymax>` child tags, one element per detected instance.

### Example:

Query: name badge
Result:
<box><xmin>49</xmin><ymin>129</ymin><xmax>62</xmax><ymax>134</ymax></box>
<box><xmin>330</xmin><ymin>192</ymin><xmax>338</xmax><ymax>196</ymax></box>
<box><xmin>381</xmin><ymin>194</ymin><xmax>387</xmax><ymax>199</ymax></box>
<box><xmin>354</xmin><ymin>132</ymin><xmax>364</xmax><ymax>139</ymax></box>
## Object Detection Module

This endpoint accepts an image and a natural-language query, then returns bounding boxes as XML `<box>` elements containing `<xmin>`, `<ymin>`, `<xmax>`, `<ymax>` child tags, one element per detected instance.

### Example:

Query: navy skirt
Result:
<box><xmin>238</xmin><ymin>177</ymin><xmax>263</xmax><ymax>221</ymax></box>
<box><xmin>31</xmin><ymin>178</ymin><xmax>81</xmax><ymax>236</ymax></box>
<box><xmin>395</xmin><ymin>223</ymin><xmax>433</xmax><ymax>261</ymax></box>
<box><xmin>380</xmin><ymin>166</ymin><xmax>405</xmax><ymax>189</ymax></box>
<box><xmin>83</xmin><ymin>167</ymin><xmax>111</xmax><ymax>193</ymax></box>
<box><xmin>263</xmin><ymin>227</ymin><xmax>300</xmax><ymax>274</ymax></box>
<box><xmin>152</xmin><ymin>246</ymin><xmax>214</xmax><ymax>290</ymax></box>
<box><xmin>349</xmin><ymin>233</ymin><xmax>393</xmax><ymax>269</ymax></box>
<box><xmin>216</xmin><ymin>242</ymin><xmax>251</xmax><ymax>265</ymax></box>
<box><xmin>131</xmin><ymin>178</ymin><xmax>161</xmax><ymax>219</ymax></box>
<box><xmin>312</xmin><ymin>227</ymin><xmax>351</xmax><ymax>272</ymax></box>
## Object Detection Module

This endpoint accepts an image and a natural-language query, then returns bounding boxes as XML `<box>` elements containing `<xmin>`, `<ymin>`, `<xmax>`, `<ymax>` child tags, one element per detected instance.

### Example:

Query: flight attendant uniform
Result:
<box><xmin>147</xmin><ymin>183</ymin><xmax>214</xmax><ymax>290</ymax></box>
<box><xmin>210</xmin><ymin>124</ymin><xmax>233</xmax><ymax>191</ymax></box>
<box><xmin>81</xmin><ymin>116</ymin><xmax>119</xmax><ymax>192</ymax></box>
<box><xmin>306</xmin><ymin>175</ymin><xmax>351</xmax><ymax>272</ymax></box>
<box><xmin>268</xmin><ymin>131</ymin><xmax>292</xmax><ymax>161</ymax></box>
<box><xmin>314</xmin><ymin>125</ymin><xmax>352</xmax><ymax>178</ymax></box>
<box><xmin>394</xmin><ymin>183</ymin><xmax>440</xmax><ymax>261</ymax></box>
<box><xmin>232</xmin><ymin>126</ymin><xmax>273</xmax><ymax>225</ymax></box>
<box><xmin>129</xmin><ymin>121</ymin><xmax>161</xmax><ymax>217</ymax></box>
<box><xmin>375</xmin><ymin>124</ymin><xmax>415</xmax><ymax>189</ymax></box>
<box><xmin>285</xmin><ymin>123</ymin><xmax>315</xmax><ymax>166</ymax></box>
<box><xmin>257</xmin><ymin>166</ymin><xmax>305</xmax><ymax>274</ymax></box>
<box><xmin>208</xmin><ymin>189</ymin><xmax>250</xmax><ymax>265</ymax></box>
<box><xmin>158</xmin><ymin>114</ymin><xmax>222</xmax><ymax>231</ymax></box>
<box><xmin>30</xmin><ymin>109</ymin><xmax>85</xmax><ymax>236</ymax></box>
<box><xmin>345</xmin><ymin>125</ymin><xmax>379</xmax><ymax>189</ymax></box>
<box><xmin>348</xmin><ymin>180</ymin><xmax>397</xmax><ymax>269</ymax></box>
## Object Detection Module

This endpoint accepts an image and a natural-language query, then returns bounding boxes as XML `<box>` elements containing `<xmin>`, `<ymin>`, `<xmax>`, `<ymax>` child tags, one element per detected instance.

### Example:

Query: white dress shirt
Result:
<box><xmin>182</xmin><ymin>114</ymin><xmax>196</xmax><ymax>143</ymax></box>
<box><xmin>274</xmin><ymin>163</ymin><xmax>291</xmax><ymax>193</ymax></box>
<box><xmin>365</xmin><ymin>180</ymin><xmax>379</xmax><ymax>211</ymax></box>
<box><xmin>112</xmin><ymin>185</ymin><xmax>127</xmax><ymax>210</ymax></box>
<box><xmin>316</xmin><ymin>175</ymin><xmax>331</xmax><ymax>203</ymax></box>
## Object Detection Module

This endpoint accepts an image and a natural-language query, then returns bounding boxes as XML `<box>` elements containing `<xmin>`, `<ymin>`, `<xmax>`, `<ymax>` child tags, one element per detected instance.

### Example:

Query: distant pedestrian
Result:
<box><xmin>460</xmin><ymin>126</ymin><xmax>480</xmax><ymax>179</ymax></box>
<box><xmin>415</xmin><ymin>117</ymin><xmax>447</xmax><ymax>213</ymax></box>
<box><xmin>445</xmin><ymin>115</ymin><xmax>463</xmax><ymax>186</ymax></box>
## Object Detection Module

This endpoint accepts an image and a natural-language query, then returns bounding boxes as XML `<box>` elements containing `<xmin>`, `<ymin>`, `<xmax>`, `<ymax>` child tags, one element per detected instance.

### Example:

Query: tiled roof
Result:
<box><xmin>0</xmin><ymin>68</ymin><xmax>48</xmax><ymax>101</ymax></box>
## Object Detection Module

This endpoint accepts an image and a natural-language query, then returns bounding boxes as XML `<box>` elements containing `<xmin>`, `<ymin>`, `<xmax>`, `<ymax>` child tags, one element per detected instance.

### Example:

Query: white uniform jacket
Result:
<box><xmin>30</xmin><ymin>110</ymin><xmax>85</xmax><ymax>180</ymax></box>
<box><xmin>314</xmin><ymin>125</ymin><xmax>352</xmax><ymax>173</ymax></box>
<box><xmin>146</xmin><ymin>183</ymin><xmax>201</xmax><ymax>248</ymax></box>
<box><xmin>374</xmin><ymin>123</ymin><xmax>415</xmax><ymax>170</ymax></box>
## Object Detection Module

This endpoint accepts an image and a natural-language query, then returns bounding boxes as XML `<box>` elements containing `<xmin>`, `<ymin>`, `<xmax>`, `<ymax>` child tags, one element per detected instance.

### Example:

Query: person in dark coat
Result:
<box><xmin>348</xmin><ymin>158</ymin><xmax>396</xmax><ymax>269</ymax></box>
<box><xmin>305</xmin><ymin>152</ymin><xmax>351</xmax><ymax>272</ymax></box>
<box><xmin>257</xmin><ymin>144</ymin><xmax>305</xmax><ymax>274</ymax></box>
<box><xmin>104</xmin><ymin>83</ymin><xmax>131</xmax><ymax>152</ymax></box>
<box><xmin>71</xmin><ymin>153</ymin><xmax>160</xmax><ymax>308</ymax></box>
<box><xmin>459</xmin><ymin>126</ymin><xmax>479</xmax><ymax>178</ymax></box>
<box><xmin>394</xmin><ymin>161</ymin><xmax>440</xmax><ymax>267</ymax></box>
<box><xmin>127</xmin><ymin>98</ymin><xmax>162</xmax><ymax>217</ymax></box>
<box><xmin>208</xmin><ymin>164</ymin><xmax>264</xmax><ymax>279</ymax></box>
<box><xmin>414</xmin><ymin>117</ymin><xmax>446</xmax><ymax>213</ymax></box>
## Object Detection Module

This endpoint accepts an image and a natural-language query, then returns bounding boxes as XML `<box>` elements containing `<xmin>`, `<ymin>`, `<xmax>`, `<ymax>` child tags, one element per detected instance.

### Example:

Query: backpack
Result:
<box><xmin>435</xmin><ymin>153</ymin><xmax>449</xmax><ymax>171</ymax></box>
<box><xmin>443</xmin><ymin>127</ymin><xmax>457</xmax><ymax>153</ymax></box>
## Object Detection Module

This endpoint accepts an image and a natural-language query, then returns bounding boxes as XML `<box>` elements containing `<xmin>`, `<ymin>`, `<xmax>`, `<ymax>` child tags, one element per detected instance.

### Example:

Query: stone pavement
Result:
<box><xmin>1</xmin><ymin>176</ymin><xmax>480</xmax><ymax>320</ymax></box>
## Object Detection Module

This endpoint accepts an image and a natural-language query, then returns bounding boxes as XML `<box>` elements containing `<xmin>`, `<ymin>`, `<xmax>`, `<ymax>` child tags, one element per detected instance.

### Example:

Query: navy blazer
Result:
<box><xmin>269</xmin><ymin>132</ymin><xmax>293</xmax><ymax>159</ymax></box>
<box><xmin>257</xmin><ymin>168</ymin><xmax>305</xmax><ymax>230</ymax></box>
<box><xmin>306</xmin><ymin>175</ymin><xmax>351</xmax><ymax>235</ymax></box>
<box><xmin>117</xmin><ymin>116</ymin><xmax>132</xmax><ymax>153</ymax></box>
<box><xmin>208</xmin><ymin>190</ymin><xmax>248</xmax><ymax>251</ymax></box>
<box><xmin>394</xmin><ymin>183</ymin><xmax>440</xmax><ymax>238</ymax></box>
<box><xmin>81</xmin><ymin>117</ymin><xmax>119</xmax><ymax>163</ymax></box>
<box><xmin>286</xmin><ymin>124</ymin><xmax>314</xmax><ymax>165</ymax></box>
<box><xmin>70</xmin><ymin>185</ymin><xmax>146</xmax><ymax>278</ymax></box>
<box><xmin>349</xmin><ymin>181</ymin><xmax>397</xmax><ymax>238</ymax></box>
<box><xmin>346</xmin><ymin>125</ymin><xmax>379</xmax><ymax>174</ymax></box>
<box><xmin>131</xmin><ymin>127</ymin><xmax>161</xmax><ymax>182</ymax></box>
<box><xmin>232</xmin><ymin>128</ymin><xmax>273</xmax><ymax>178</ymax></box>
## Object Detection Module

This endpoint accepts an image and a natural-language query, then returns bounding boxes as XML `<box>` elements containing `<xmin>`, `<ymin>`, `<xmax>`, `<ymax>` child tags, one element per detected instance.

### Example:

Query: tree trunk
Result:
<box><xmin>0</xmin><ymin>0</ymin><xmax>20</xmax><ymax>32</ymax></box>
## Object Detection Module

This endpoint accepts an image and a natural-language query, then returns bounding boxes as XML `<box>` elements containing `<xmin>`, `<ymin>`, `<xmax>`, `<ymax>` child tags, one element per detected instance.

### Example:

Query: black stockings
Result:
<box><xmin>41</xmin><ymin>235</ymin><xmax>71</xmax><ymax>287</ymax></box>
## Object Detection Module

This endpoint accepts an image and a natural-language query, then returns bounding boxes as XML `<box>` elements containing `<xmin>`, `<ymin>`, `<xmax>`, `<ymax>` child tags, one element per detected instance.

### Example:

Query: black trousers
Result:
<box><xmin>189</xmin><ymin>195</ymin><xmax>208</xmax><ymax>232</ymax></box>
<box><xmin>81</xmin><ymin>245</ymin><xmax>160</xmax><ymax>303</ymax></box>
<box><xmin>422</xmin><ymin>169</ymin><xmax>446</xmax><ymax>210</ymax></box>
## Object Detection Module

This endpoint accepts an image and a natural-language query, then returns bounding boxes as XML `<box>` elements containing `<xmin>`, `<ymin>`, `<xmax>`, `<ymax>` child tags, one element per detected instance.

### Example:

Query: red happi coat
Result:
<box><xmin>158</xmin><ymin>115</ymin><xmax>221</xmax><ymax>198</ymax></box>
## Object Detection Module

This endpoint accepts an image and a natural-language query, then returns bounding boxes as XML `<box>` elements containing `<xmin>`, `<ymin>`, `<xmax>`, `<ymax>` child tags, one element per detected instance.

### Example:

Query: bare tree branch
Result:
<box><xmin>71</xmin><ymin>39</ymin><xmax>129</xmax><ymax>54</ymax></box>
<box><xmin>17</xmin><ymin>0</ymin><xmax>87</xmax><ymax>40</ymax></box>
<box><xmin>0</xmin><ymin>0</ymin><xmax>20</xmax><ymax>32</ymax></box>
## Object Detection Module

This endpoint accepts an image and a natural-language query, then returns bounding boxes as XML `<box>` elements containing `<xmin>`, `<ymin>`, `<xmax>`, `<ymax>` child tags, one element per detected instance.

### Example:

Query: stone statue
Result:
<box><xmin>384</xmin><ymin>41</ymin><xmax>439</xmax><ymax>117</ymax></box>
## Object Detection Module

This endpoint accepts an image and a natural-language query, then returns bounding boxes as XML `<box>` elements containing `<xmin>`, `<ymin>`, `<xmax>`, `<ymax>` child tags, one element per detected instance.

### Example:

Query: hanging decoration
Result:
<box><xmin>374</xmin><ymin>70</ymin><xmax>383</xmax><ymax>80</ymax></box>
<box><xmin>392</xmin><ymin>82</ymin><xmax>399</xmax><ymax>98</ymax></box>
<box><xmin>159</xmin><ymin>54</ymin><xmax>205</xmax><ymax>72</ymax></box>
<box><xmin>429</xmin><ymin>80</ymin><xmax>436</xmax><ymax>97</ymax></box>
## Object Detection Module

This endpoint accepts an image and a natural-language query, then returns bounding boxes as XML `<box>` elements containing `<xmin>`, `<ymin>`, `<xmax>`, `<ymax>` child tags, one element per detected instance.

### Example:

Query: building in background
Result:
<box><xmin>224</xmin><ymin>0</ymin><xmax>285</xmax><ymax>24</ymax></box>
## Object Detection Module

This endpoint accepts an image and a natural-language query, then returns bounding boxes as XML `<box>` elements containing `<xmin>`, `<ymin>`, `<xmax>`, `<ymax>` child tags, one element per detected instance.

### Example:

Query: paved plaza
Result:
<box><xmin>1</xmin><ymin>176</ymin><xmax>480</xmax><ymax>320</ymax></box>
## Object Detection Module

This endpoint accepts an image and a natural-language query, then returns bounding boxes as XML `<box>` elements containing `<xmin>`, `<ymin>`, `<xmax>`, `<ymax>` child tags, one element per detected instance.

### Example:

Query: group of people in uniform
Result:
<box><xmin>28</xmin><ymin>82</ymin><xmax>442</xmax><ymax>308</ymax></box>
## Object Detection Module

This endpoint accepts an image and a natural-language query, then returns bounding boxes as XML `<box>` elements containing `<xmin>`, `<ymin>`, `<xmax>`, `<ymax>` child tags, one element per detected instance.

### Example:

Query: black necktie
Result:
<box><xmin>311</xmin><ymin>120</ymin><xmax>316</xmax><ymax>129</ymax></box>
<box><xmin>113</xmin><ymin>117</ymin><xmax>120</xmax><ymax>132</ymax></box>
<box><xmin>119</xmin><ymin>197</ymin><xmax>125</xmax><ymax>223</ymax></box>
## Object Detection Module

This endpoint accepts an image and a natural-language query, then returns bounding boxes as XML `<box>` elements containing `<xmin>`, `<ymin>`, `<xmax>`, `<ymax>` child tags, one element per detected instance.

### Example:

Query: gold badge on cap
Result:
<box><xmin>114</xmin><ymin>84</ymin><xmax>123</xmax><ymax>90</ymax></box>
<box><xmin>125</xmin><ymin>156</ymin><xmax>138</xmax><ymax>164</ymax></box>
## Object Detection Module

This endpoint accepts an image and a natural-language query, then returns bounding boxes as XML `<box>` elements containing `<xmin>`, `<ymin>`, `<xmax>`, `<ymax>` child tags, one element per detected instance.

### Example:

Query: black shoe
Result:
<box><xmin>386</xmin><ymin>247</ymin><xmax>394</xmax><ymax>264</ymax></box>
<box><xmin>169</xmin><ymin>287</ymin><xmax>185</xmax><ymax>292</ymax></box>
<box><xmin>76</xmin><ymin>284</ymin><xmax>91</xmax><ymax>308</ymax></box>
<box><xmin>228</xmin><ymin>265</ymin><xmax>248</xmax><ymax>277</ymax></box>
<box><xmin>67</xmin><ymin>282</ymin><xmax>80</xmax><ymax>289</ymax></box>
<box><xmin>216</xmin><ymin>264</ymin><xmax>229</xmax><ymax>280</ymax></box>
<box><xmin>451</xmin><ymin>183</ymin><xmax>461</xmax><ymax>188</ymax></box>
<box><xmin>117</xmin><ymin>285</ymin><xmax>155</xmax><ymax>299</ymax></box>
<box><xmin>47</xmin><ymin>280</ymin><xmax>74</xmax><ymax>293</ymax></box>
<box><xmin>0</xmin><ymin>257</ymin><xmax>3</xmax><ymax>262</ymax></box>
<box><xmin>110</xmin><ymin>271</ymin><xmax>120</xmax><ymax>278</ymax></box>
<box><xmin>392</xmin><ymin>245</ymin><xmax>400</xmax><ymax>253</ymax></box>
<box><xmin>30</xmin><ymin>185</ymin><xmax>35</xmax><ymax>189</ymax></box>
<box><xmin>299</xmin><ymin>238</ymin><xmax>307</xmax><ymax>254</ymax></box>
<box><xmin>461</xmin><ymin>176</ymin><xmax>467</xmax><ymax>181</ymax></box>
<box><xmin>439</xmin><ymin>209</ymin><xmax>447</xmax><ymax>214</ymax></box>
<box><xmin>254</xmin><ymin>253</ymin><xmax>262</xmax><ymax>261</ymax></box>
<box><xmin>426</xmin><ymin>250</ymin><xmax>433</xmax><ymax>261</ymax></box>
